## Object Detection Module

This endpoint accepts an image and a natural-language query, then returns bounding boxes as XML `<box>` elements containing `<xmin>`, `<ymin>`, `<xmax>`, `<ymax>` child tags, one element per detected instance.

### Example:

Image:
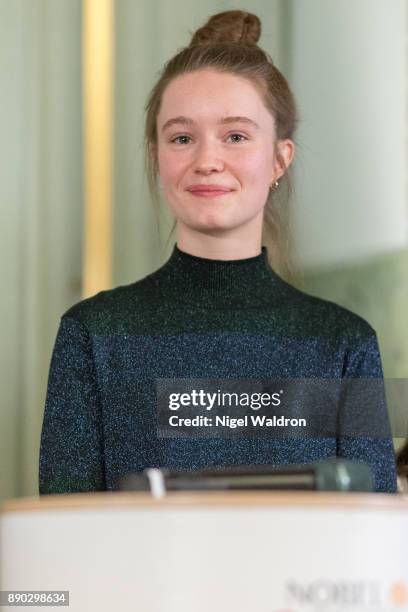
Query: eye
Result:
<box><xmin>227</xmin><ymin>133</ymin><xmax>248</xmax><ymax>143</ymax></box>
<box><xmin>171</xmin><ymin>135</ymin><xmax>192</xmax><ymax>145</ymax></box>
<box><xmin>170</xmin><ymin>133</ymin><xmax>249</xmax><ymax>145</ymax></box>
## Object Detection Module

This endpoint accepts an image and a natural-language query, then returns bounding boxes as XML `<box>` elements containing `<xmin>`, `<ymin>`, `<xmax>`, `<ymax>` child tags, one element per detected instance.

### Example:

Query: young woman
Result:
<box><xmin>39</xmin><ymin>10</ymin><xmax>397</xmax><ymax>494</ymax></box>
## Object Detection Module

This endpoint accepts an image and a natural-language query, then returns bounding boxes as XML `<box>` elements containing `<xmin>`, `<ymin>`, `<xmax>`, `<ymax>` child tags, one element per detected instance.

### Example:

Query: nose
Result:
<box><xmin>193</xmin><ymin>141</ymin><xmax>224</xmax><ymax>174</ymax></box>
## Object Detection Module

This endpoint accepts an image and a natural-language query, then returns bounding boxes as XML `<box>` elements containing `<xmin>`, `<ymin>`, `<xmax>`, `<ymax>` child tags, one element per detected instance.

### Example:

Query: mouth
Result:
<box><xmin>187</xmin><ymin>190</ymin><xmax>233</xmax><ymax>198</ymax></box>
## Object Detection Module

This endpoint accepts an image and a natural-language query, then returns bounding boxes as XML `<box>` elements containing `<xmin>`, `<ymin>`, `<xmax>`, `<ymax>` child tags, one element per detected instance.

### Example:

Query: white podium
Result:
<box><xmin>1</xmin><ymin>491</ymin><xmax>408</xmax><ymax>611</ymax></box>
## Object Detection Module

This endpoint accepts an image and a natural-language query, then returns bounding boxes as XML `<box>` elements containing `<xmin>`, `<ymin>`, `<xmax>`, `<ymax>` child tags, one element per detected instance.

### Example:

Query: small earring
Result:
<box><xmin>270</xmin><ymin>179</ymin><xmax>279</xmax><ymax>191</ymax></box>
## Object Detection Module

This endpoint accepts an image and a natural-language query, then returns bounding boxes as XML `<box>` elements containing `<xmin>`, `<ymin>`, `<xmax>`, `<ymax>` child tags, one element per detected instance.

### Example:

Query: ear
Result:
<box><xmin>272</xmin><ymin>139</ymin><xmax>295</xmax><ymax>181</ymax></box>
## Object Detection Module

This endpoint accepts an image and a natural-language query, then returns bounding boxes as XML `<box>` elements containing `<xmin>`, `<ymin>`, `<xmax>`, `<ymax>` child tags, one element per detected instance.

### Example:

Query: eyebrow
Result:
<box><xmin>161</xmin><ymin>115</ymin><xmax>260</xmax><ymax>133</ymax></box>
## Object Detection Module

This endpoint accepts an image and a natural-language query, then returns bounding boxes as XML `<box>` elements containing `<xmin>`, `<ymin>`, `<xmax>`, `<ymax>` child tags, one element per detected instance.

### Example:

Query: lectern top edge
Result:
<box><xmin>2</xmin><ymin>490</ymin><xmax>408</xmax><ymax>514</ymax></box>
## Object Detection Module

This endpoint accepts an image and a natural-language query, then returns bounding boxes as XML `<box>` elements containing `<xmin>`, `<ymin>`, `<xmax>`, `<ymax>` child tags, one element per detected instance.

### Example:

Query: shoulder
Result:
<box><xmin>275</xmin><ymin>274</ymin><xmax>377</xmax><ymax>345</ymax></box>
<box><xmin>60</xmin><ymin>273</ymin><xmax>157</xmax><ymax>333</ymax></box>
<box><xmin>275</xmin><ymin>280</ymin><xmax>382</xmax><ymax>376</ymax></box>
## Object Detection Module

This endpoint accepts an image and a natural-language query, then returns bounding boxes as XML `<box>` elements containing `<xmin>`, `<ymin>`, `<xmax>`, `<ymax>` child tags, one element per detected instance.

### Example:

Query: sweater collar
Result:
<box><xmin>153</xmin><ymin>243</ymin><xmax>280</xmax><ymax>309</ymax></box>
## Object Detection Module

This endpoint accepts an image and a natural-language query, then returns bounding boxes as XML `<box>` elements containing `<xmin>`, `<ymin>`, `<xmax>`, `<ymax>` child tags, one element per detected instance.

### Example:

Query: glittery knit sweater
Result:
<box><xmin>39</xmin><ymin>244</ymin><xmax>397</xmax><ymax>494</ymax></box>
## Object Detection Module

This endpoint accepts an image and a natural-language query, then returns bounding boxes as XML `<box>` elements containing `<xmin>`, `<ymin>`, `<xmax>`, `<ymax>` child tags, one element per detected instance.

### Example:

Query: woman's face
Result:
<box><xmin>155</xmin><ymin>68</ymin><xmax>293</xmax><ymax>237</ymax></box>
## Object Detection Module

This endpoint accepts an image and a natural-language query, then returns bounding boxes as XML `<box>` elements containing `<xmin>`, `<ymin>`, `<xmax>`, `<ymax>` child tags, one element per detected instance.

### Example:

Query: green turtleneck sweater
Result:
<box><xmin>39</xmin><ymin>244</ymin><xmax>397</xmax><ymax>494</ymax></box>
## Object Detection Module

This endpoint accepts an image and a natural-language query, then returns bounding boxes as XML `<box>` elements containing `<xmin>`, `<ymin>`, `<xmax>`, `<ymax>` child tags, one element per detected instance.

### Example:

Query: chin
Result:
<box><xmin>183</xmin><ymin>218</ymin><xmax>249</xmax><ymax>237</ymax></box>
<box><xmin>171</xmin><ymin>201</ymin><xmax>260</xmax><ymax>234</ymax></box>
<box><xmin>183</xmin><ymin>210</ymin><xmax>239</xmax><ymax>232</ymax></box>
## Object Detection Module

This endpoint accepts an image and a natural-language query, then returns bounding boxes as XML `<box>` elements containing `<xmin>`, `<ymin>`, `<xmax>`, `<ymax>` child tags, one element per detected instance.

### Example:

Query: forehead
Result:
<box><xmin>158</xmin><ymin>69</ymin><xmax>272</xmax><ymax>126</ymax></box>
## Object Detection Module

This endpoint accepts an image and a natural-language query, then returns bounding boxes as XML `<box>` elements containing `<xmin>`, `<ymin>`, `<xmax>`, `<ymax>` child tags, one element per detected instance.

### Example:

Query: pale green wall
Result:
<box><xmin>0</xmin><ymin>0</ymin><xmax>83</xmax><ymax>505</ymax></box>
<box><xmin>289</xmin><ymin>0</ymin><xmax>407</xmax><ymax>268</ymax></box>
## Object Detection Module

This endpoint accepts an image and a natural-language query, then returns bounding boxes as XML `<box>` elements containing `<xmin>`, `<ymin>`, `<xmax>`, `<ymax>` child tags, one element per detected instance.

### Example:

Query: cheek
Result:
<box><xmin>233</xmin><ymin>147</ymin><xmax>273</xmax><ymax>183</ymax></box>
<box><xmin>157</xmin><ymin>149</ymin><xmax>185</xmax><ymax>186</ymax></box>
<box><xmin>236</xmin><ymin>151</ymin><xmax>273</xmax><ymax>210</ymax></box>
<box><xmin>244</xmin><ymin>149</ymin><xmax>273</xmax><ymax>180</ymax></box>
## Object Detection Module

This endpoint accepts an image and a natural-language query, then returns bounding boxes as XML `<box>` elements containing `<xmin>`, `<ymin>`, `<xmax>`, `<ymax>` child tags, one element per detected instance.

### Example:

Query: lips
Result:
<box><xmin>187</xmin><ymin>185</ymin><xmax>233</xmax><ymax>193</ymax></box>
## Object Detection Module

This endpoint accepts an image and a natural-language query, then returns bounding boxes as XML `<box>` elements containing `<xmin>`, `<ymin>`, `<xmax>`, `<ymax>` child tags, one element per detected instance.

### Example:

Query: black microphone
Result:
<box><xmin>119</xmin><ymin>458</ymin><xmax>373</xmax><ymax>497</ymax></box>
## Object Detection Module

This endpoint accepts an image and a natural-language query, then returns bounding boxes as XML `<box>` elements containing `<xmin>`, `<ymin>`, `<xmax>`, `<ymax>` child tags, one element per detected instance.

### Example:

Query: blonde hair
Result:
<box><xmin>144</xmin><ymin>10</ymin><xmax>299</xmax><ymax>280</ymax></box>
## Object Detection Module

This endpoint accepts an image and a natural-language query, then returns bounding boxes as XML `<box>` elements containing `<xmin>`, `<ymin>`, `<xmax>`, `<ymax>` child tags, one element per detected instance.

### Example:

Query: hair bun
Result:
<box><xmin>189</xmin><ymin>10</ymin><xmax>261</xmax><ymax>47</ymax></box>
